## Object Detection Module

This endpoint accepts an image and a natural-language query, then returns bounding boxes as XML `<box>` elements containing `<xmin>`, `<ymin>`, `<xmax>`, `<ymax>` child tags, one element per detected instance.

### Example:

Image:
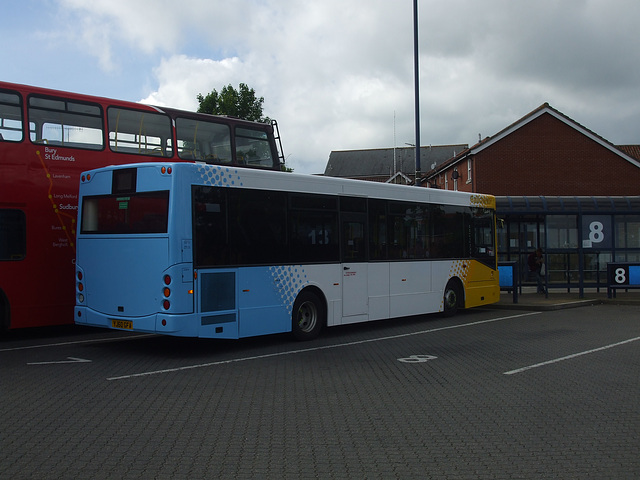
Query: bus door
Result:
<box><xmin>341</xmin><ymin>213</ymin><xmax>368</xmax><ymax>319</ymax></box>
<box><xmin>196</xmin><ymin>269</ymin><xmax>239</xmax><ymax>339</ymax></box>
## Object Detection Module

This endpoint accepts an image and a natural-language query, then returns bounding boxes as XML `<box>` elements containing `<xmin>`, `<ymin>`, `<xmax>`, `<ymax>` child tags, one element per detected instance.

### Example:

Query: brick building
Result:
<box><xmin>423</xmin><ymin>103</ymin><xmax>640</xmax><ymax>293</ymax></box>
<box><xmin>425</xmin><ymin>103</ymin><xmax>640</xmax><ymax>195</ymax></box>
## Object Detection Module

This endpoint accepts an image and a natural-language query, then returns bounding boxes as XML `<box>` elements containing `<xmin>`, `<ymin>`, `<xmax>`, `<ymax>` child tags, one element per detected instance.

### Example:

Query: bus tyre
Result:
<box><xmin>292</xmin><ymin>290</ymin><xmax>325</xmax><ymax>341</ymax></box>
<box><xmin>443</xmin><ymin>281</ymin><xmax>461</xmax><ymax>317</ymax></box>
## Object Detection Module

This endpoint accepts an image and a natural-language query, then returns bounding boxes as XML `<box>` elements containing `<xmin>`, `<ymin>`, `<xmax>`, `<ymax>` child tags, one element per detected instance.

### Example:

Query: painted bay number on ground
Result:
<box><xmin>398</xmin><ymin>354</ymin><xmax>438</xmax><ymax>363</ymax></box>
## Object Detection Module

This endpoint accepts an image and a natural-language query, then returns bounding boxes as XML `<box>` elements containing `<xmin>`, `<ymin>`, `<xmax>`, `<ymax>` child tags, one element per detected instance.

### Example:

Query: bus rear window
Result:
<box><xmin>81</xmin><ymin>191</ymin><xmax>169</xmax><ymax>234</ymax></box>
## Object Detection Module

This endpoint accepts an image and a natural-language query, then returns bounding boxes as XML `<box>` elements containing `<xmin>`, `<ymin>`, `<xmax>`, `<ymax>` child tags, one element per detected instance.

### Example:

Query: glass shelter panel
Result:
<box><xmin>547</xmin><ymin>215</ymin><xmax>578</xmax><ymax>249</ymax></box>
<box><xmin>547</xmin><ymin>253</ymin><xmax>579</xmax><ymax>284</ymax></box>
<box><xmin>615</xmin><ymin>215</ymin><xmax>640</xmax><ymax>248</ymax></box>
<box><xmin>583</xmin><ymin>252</ymin><xmax>611</xmax><ymax>284</ymax></box>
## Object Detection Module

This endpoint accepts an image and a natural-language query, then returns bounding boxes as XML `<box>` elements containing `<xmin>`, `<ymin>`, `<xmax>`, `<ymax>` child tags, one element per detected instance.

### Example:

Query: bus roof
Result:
<box><xmin>0</xmin><ymin>80</ymin><xmax>273</xmax><ymax>130</ymax></box>
<box><xmin>81</xmin><ymin>162</ymin><xmax>496</xmax><ymax>209</ymax></box>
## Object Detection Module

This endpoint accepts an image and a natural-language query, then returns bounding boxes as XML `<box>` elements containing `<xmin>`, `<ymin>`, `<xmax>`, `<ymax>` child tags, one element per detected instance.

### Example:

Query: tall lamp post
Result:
<box><xmin>413</xmin><ymin>0</ymin><xmax>421</xmax><ymax>185</ymax></box>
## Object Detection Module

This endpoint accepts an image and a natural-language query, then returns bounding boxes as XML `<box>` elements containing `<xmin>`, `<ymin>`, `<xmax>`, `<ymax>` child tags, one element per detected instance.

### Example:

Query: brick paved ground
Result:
<box><xmin>1</xmin><ymin>304</ymin><xmax>639</xmax><ymax>479</ymax></box>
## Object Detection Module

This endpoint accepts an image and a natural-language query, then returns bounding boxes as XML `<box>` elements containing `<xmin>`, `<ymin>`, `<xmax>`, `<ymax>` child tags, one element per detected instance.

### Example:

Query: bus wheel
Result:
<box><xmin>292</xmin><ymin>290</ymin><xmax>325</xmax><ymax>341</ymax></box>
<box><xmin>443</xmin><ymin>280</ymin><xmax>461</xmax><ymax>317</ymax></box>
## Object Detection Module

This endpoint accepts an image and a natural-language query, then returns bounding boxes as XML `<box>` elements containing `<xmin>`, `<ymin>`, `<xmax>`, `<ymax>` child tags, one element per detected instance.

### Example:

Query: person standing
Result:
<box><xmin>528</xmin><ymin>248</ymin><xmax>546</xmax><ymax>294</ymax></box>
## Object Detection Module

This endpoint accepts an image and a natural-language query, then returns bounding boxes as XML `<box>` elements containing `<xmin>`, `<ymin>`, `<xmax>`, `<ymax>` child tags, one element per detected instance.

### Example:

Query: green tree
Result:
<box><xmin>197</xmin><ymin>83</ymin><xmax>269</xmax><ymax>123</ymax></box>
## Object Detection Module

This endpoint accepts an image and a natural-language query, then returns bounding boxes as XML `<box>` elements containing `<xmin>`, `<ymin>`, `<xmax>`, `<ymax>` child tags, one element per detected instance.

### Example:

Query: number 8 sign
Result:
<box><xmin>582</xmin><ymin>216</ymin><xmax>611</xmax><ymax>249</ymax></box>
<box><xmin>608</xmin><ymin>263</ymin><xmax>640</xmax><ymax>286</ymax></box>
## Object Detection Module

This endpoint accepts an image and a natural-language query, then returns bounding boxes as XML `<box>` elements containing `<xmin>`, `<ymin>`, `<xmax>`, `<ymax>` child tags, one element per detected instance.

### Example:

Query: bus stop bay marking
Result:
<box><xmin>107</xmin><ymin>312</ymin><xmax>541</xmax><ymax>381</ymax></box>
<box><xmin>504</xmin><ymin>335</ymin><xmax>640</xmax><ymax>375</ymax></box>
<box><xmin>27</xmin><ymin>357</ymin><xmax>91</xmax><ymax>365</ymax></box>
<box><xmin>0</xmin><ymin>333</ymin><xmax>156</xmax><ymax>352</ymax></box>
<box><xmin>398</xmin><ymin>354</ymin><xmax>438</xmax><ymax>363</ymax></box>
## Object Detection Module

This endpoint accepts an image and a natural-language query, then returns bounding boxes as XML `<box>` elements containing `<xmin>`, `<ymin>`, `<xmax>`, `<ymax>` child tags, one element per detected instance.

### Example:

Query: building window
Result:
<box><xmin>547</xmin><ymin>215</ymin><xmax>578</xmax><ymax>249</ymax></box>
<box><xmin>467</xmin><ymin>158</ymin><xmax>472</xmax><ymax>183</ymax></box>
<box><xmin>615</xmin><ymin>215</ymin><xmax>640</xmax><ymax>248</ymax></box>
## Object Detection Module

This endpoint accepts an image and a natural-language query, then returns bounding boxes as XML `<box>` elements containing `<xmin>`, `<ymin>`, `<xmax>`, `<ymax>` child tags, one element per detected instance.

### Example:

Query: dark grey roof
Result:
<box><xmin>324</xmin><ymin>145</ymin><xmax>467</xmax><ymax>178</ymax></box>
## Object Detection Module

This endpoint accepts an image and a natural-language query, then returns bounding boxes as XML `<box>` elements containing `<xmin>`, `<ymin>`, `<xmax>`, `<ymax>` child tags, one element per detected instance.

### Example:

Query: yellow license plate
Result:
<box><xmin>111</xmin><ymin>319</ymin><xmax>133</xmax><ymax>330</ymax></box>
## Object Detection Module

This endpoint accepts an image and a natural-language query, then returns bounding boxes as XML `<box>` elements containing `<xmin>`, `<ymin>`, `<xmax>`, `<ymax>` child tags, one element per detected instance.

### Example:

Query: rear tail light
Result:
<box><xmin>162</xmin><ymin>274</ymin><xmax>171</xmax><ymax>310</ymax></box>
<box><xmin>77</xmin><ymin>271</ymin><xmax>85</xmax><ymax>303</ymax></box>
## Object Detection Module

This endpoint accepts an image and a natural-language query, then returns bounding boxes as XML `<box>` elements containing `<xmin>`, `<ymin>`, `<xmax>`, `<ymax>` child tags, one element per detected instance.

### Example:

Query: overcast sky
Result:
<box><xmin>3</xmin><ymin>0</ymin><xmax>640</xmax><ymax>173</ymax></box>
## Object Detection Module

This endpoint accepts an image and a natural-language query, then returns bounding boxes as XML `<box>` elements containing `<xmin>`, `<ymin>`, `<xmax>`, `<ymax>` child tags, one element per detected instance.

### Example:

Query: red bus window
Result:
<box><xmin>235</xmin><ymin>127</ymin><xmax>275</xmax><ymax>168</ymax></box>
<box><xmin>176</xmin><ymin>117</ymin><xmax>231</xmax><ymax>163</ymax></box>
<box><xmin>0</xmin><ymin>91</ymin><xmax>23</xmax><ymax>142</ymax></box>
<box><xmin>28</xmin><ymin>96</ymin><xmax>103</xmax><ymax>150</ymax></box>
<box><xmin>0</xmin><ymin>209</ymin><xmax>26</xmax><ymax>260</ymax></box>
<box><xmin>108</xmin><ymin>107</ymin><xmax>173</xmax><ymax>157</ymax></box>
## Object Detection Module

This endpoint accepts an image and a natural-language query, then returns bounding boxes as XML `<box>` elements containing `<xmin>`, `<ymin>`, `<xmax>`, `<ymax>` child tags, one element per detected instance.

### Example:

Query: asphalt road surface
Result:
<box><xmin>2</xmin><ymin>303</ymin><xmax>639</xmax><ymax>479</ymax></box>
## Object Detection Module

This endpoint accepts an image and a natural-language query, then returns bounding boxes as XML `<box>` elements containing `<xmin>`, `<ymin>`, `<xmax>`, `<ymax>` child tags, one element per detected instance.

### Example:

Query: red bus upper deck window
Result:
<box><xmin>235</xmin><ymin>127</ymin><xmax>276</xmax><ymax>168</ymax></box>
<box><xmin>28</xmin><ymin>96</ymin><xmax>103</xmax><ymax>150</ymax></box>
<box><xmin>108</xmin><ymin>107</ymin><xmax>173</xmax><ymax>158</ymax></box>
<box><xmin>0</xmin><ymin>91</ymin><xmax>23</xmax><ymax>142</ymax></box>
<box><xmin>176</xmin><ymin>117</ymin><xmax>231</xmax><ymax>163</ymax></box>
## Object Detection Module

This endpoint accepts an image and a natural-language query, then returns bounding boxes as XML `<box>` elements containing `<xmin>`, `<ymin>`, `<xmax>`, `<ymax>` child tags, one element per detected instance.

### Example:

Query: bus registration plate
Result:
<box><xmin>112</xmin><ymin>319</ymin><xmax>133</xmax><ymax>330</ymax></box>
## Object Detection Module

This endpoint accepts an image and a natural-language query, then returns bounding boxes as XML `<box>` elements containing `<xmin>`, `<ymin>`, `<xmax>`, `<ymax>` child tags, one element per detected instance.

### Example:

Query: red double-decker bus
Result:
<box><xmin>0</xmin><ymin>81</ymin><xmax>284</xmax><ymax>330</ymax></box>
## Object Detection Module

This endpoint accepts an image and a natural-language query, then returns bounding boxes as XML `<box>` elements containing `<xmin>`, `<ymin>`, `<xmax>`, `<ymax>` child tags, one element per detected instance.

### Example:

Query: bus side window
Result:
<box><xmin>107</xmin><ymin>107</ymin><xmax>172</xmax><ymax>157</ymax></box>
<box><xmin>0</xmin><ymin>91</ymin><xmax>23</xmax><ymax>142</ymax></box>
<box><xmin>235</xmin><ymin>127</ymin><xmax>275</xmax><ymax>168</ymax></box>
<box><xmin>28</xmin><ymin>96</ymin><xmax>103</xmax><ymax>150</ymax></box>
<box><xmin>430</xmin><ymin>205</ymin><xmax>466</xmax><ymax>259</ymax></box>
<box><xmin>289</xmin><ymin>194</ymin><xmax>339</xmax><ymax>263</ymax></box>
<box><xmin>176</xmin><ymin>117</ymin><xmax>231</xmax><ymax>164</ymax></box>
<box><xmin>193</xmin><ymin>186</ymin><xmax>229</xmax><ymax>267</ymax></box>
<box><xmin>227</xmin><ymin>189</ymin><xmax>288</xmax><ymax>264</ymax></box>
<box><xmin>471</xmin><ymin>207</ymin><xmax>496</xmax><ymax>262</ymax></box>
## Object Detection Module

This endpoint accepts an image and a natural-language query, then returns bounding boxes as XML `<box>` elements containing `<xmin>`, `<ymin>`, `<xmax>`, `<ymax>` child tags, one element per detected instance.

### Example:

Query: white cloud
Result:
<box><xmin>140</xmin><ymin>56</ymin><xmax>249</xmax><ymax>110</ymax></box>
<box><xmin>5</xmin><ymin>0</ymin><xmax>640</xmax><ymax>173</ymax></box>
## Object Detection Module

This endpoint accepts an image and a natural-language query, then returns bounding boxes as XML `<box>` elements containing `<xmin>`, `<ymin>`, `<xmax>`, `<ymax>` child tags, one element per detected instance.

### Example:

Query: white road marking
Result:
<box><xmin>108</xmin><ymin>312</ymin><xmax>541</xmax><ymax>381</ymax></box>
<box><xmin>0</xmin><ymin>333</ymin><xmax>156</xmax><ymax>352</ymax></box>
<box><xmin>27</xmin><ymin>357</ymin><xmax>92</xmax><ymax>365</ymax></box>
<box><xmin>504</xmin><ymin>335</ymin><xmax>640</xmax><ymax>375</ymax></box>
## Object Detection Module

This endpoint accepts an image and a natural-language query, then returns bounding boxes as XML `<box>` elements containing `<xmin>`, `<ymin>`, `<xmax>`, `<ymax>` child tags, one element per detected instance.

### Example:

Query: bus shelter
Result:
<box><xmin>496</xmin><ymin>196</ymin><xmax>640</xmax><ymax>297</ymax></box>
